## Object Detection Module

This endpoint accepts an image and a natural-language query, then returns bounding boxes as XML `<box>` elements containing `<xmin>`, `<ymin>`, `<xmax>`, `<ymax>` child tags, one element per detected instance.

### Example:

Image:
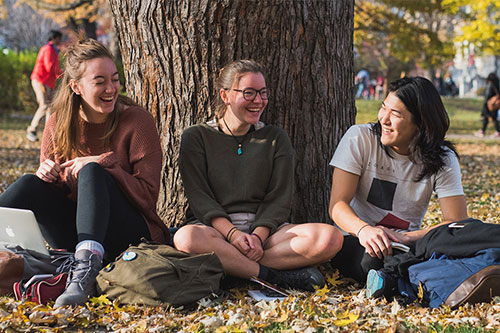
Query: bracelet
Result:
<box><xmin>227</xmin><ymin>228</ymin><xmax>239</xmax><ymax>242</ymax></box>
<box><xmin>356</xmin><ymin>224</ymin><xmax>370</xmax><ymax>238</ymax></box>
<box><xmin>225</xmin><ymin>227</ymin><xmax>237</xmax><ymax>241</ymax></box>
<box><xmin>251</xmin><ymin>233</ymin><xmax>263</xmax><ymax>244</ymax></box>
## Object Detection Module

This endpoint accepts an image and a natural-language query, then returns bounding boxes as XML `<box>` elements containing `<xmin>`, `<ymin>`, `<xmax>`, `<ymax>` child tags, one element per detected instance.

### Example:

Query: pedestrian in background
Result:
<box><xmin>475</xmin><ymin>73</ymin><xmax>500</xmax><ymax>138</ymax></box>
<box><xmin>27</xmin><ymin>30</ymin><xmax>63</xmax><ymax>142</ymax></box>
<box><xmin>356</xmin><ymin>69</ymin><xmax>370</xmax><ymax>99</ymax></box>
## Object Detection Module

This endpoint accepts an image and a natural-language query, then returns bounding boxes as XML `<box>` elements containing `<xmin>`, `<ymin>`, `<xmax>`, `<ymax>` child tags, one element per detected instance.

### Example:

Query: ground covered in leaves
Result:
<box><xmin>1</xmin><ymin>119</ymin><xmax>500</xmax><ymax>332</ymax></box>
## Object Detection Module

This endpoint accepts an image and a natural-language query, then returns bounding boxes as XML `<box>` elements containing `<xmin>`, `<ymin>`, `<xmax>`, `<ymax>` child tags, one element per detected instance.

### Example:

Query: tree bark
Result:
<box><xmin>109</xmin><ymin>0</ymin><xmax>355</xmax><ymax>226</ymax></box>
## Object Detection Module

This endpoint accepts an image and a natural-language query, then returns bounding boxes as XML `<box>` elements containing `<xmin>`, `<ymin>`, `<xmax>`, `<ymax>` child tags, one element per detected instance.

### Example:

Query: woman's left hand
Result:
<box><xmin>245</xmin><ymin>234</ymin><xmax>264</xmax><ymax>261</ymax></box>
<box><xmin>377</xmin><ymin>226</ymin><xmax>411</xmax><ymax>245</ymax></box>
<box><xmin>61</xmin><ymin>156</ymin><xmax>101</xmax><ymax>182</ymax></box>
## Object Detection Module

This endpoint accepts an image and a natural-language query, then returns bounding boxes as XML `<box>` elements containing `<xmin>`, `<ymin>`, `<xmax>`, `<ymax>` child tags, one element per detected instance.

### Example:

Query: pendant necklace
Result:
<box><xmin>222</xmin><ymin>117</ymin><xmax>245</xmax><ymax>155</ymax></box>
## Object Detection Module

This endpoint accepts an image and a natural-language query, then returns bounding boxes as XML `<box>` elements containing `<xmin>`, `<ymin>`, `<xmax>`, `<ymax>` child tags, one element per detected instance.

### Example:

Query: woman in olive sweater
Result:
<box><xmin>174</xmin><ymin>60</ymin><xmax>343</xmax><ymax>291</ymax></box>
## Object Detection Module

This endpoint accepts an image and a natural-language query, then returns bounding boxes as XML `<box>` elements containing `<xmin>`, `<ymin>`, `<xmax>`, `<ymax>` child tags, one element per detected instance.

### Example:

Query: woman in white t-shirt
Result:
<box><xmin>329</xmin><ymin>76</ymin><xmax>468</xmax><ymax>284</ymax></box>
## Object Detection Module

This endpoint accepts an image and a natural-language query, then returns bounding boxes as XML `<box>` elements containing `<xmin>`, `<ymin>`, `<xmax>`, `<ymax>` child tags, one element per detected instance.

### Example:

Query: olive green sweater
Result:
<box><xmin>179</xmin><ymin>121</ymin><xmax>295</xmax><ymax>234</ymax></box>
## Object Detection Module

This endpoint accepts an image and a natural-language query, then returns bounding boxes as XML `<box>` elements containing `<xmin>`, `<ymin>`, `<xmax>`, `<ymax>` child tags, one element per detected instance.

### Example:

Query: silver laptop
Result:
<box><xmin>0</xmin><ymin>207</ymin><xmax>50</xmax><ymax>257</ymax></box>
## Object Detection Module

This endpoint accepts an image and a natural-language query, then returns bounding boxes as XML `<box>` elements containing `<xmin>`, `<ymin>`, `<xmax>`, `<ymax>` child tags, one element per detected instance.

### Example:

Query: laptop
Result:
<box><xmin>0</xmin><ymin>207</ymin><xmax>50</xmax><ymax>257</ymax></box>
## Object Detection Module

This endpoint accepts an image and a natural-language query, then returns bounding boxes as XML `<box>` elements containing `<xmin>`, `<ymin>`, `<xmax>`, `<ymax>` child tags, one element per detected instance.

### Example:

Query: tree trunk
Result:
<box><xmin>109</xmin><ymin>0</ymin><xmax>355</xmax><ymax>226</ymax></box>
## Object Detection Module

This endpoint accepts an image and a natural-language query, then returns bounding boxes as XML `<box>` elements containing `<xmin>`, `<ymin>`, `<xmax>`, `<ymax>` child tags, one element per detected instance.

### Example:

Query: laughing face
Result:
<box><xmin>70</xmin><ymin>57</ymin><xmax>120</xmax><ymax>123</ymax></box>
<box><xmin>378</xmin><ymin>92</ymin><xmax>418</xmax><ymax>155</ymax></box>
<box><xmin>222</xmin><ymin>72</ymin><xmax>268</xmax><ymax>126</ymax></box>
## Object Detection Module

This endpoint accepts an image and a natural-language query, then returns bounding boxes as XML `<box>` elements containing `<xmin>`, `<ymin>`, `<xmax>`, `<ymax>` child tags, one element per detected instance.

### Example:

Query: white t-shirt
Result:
<box><xmin>330</xmin><ymin>124</ymin><xmax>464</xmax><ymax>231</ymax></box>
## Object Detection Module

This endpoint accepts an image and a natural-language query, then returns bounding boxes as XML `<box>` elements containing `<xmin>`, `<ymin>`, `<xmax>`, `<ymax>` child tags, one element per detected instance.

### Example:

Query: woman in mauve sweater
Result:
<box><xmin>0</xmin><ymin>39</ymin><xmax>169</xmax><ymax>307</ymax></box>
<box><xmin>174</xmin><ymin>60</ymin><xmax>344</xmax><ymax>292</ymax></box>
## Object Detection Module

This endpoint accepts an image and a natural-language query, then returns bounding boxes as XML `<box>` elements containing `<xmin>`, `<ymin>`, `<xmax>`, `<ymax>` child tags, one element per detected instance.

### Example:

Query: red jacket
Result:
<box><xmin>30</xmin><ymin>42</ymin><xmax>61</xmax><ymax>89</ymax></box>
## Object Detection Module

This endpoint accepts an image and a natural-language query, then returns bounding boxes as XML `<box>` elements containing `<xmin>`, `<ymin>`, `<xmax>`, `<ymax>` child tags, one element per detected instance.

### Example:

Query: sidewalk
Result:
<box><xmin>447</xmin><ymin>133</ymin><xmax>500</xmax><ymax>141</ymax></box>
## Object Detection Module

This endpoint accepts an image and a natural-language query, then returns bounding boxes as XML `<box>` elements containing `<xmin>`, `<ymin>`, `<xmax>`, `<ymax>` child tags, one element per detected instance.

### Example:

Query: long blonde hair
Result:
<box><xmin>214</xmin><ymin>59</ymin><xmax>267</xmax><ymax>119</ymax></box>
<box><xmin>51</xmin><ymin>38</ymin><xmax>137</xmax><ymax>159</ymax></box>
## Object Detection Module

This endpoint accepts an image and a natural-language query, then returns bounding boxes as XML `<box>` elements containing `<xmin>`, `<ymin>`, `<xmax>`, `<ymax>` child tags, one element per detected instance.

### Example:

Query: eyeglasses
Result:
<box><xmin>232</xmin><ymin>88</ymin><xmax>269</xmax><ymax>101</ymax></box>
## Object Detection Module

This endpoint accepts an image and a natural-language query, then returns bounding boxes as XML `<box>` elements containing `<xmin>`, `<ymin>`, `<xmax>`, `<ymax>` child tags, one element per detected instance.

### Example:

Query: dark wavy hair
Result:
<box><xmin>486</xmin><ymin>73</ymin><xmax>499</xmax><ymax>90</ymax></box>
<box><xmin>371</xmin><ymin>76</ymin><xmax>458</xmax><ymax>181</ymax></box>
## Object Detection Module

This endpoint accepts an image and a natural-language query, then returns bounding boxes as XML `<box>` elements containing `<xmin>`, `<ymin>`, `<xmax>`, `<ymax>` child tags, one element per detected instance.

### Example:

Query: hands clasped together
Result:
<box><xmin>36</xmin><ymin>156</ymin><xmax>101</xmax><ymax>183</ymax></box>
<box><xmin>227</xmin><ymin>229</ymin><xmax>264</xmax><ymax>262</ymax></box>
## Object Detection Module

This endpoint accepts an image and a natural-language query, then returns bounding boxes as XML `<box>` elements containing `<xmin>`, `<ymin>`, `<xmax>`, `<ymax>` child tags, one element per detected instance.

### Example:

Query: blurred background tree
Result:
<box><xmin>443</xmin><ymin>0</ymin><xmax>500</xmax><ymax>72</ymax></box>
<box><xmin>354</xmin><ymin>0</ymin><xmax>456</xmax><ymax>83</ymax></box>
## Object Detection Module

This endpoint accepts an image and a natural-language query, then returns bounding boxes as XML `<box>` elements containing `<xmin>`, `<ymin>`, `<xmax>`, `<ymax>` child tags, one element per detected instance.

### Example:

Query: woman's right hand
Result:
<box><xmin>357</xmin><ymin>225</ymin><xmax>393</xmax><ymax>259</ymax></box>
<box><xmin>229</xmin><ymin>230</ymin><xmax>254</xmax><ymax>256</ymax></box>
<box><xmin>35</xmin><ymin>159</ymin><xmax>61</xmax><ymax>183</ymax></box>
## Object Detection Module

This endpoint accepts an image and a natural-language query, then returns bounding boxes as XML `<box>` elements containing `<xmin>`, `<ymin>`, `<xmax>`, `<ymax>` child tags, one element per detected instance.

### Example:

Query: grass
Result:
<box><xmin>356</xmin><ymin>97</ymin><xmax>485</xmax><ymax>134</ymax></box>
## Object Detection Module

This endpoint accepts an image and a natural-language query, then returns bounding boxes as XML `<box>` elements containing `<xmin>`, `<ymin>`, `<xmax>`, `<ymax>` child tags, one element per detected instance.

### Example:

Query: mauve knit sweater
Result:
<box><xmin>40</xmin><ymin>106</ymin><xmax>170</xmax><ymax>244</ymax></box>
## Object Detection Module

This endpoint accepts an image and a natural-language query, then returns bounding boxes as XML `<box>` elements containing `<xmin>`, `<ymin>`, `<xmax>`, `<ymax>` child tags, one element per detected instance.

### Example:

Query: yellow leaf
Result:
<box><xmin>326</xmin><ymin>271</ymin><xmax>344</xmax><ymax>287</ymax></box>
<box><xmin>90</xmin><ymin>294</ymin><xmax>111</xmax><ymax>306</ymax></box>
<box><xmin>417</xmin><ymin>282</ymin><xmax>424</xmax><ymax>301</ymax></box>
<box><xmin>333</xmin><ymin>312</ymin><xmax>359</xmax><ymax>327</ymax></box>
<box><xmin>275</xmin><ymin>311</ymin><xmax>288</xmax><ymax>323</ymax></box>
<box><xmin>481</xmin><ymin>193</ymin><xmax>490</xmax><ymax>201</ymax></box>
<box><xmin>314</xmin><ymin>284</ymin><xmax>330</xmax><ymax>296</ymax></box>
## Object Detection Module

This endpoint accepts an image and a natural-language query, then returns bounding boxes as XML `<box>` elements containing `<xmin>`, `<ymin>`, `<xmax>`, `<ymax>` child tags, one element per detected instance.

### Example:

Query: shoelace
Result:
<box><xmin>69</xmin><ymin>258</ymin><xmax>95</xmax><ymax>283</ymax></box>
<box><xmin>54</xmin><ymin>254</ymin><xmax>76</xmax><ymax>274</ymax></box>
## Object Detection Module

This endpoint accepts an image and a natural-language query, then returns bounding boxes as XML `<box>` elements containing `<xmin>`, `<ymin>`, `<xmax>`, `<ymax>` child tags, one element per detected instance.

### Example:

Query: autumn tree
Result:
<box><xmin>355</xmin><ymin>0</ymin><xmax>456</xmax><ymax>81</ymax></box>
<box><xmin>109</xmin><ymin>0</ymin><xmax>355</xmax><ymax>226</ymax></box>
<box><xmin>443</xmin><ymin>0</ymin><xmax>500</xmax><ymax>70</ymax></box>
<box><xmin>0</xmin><ymin>0</ymin><xmax>60</xmax><ymax>50</ymax></box>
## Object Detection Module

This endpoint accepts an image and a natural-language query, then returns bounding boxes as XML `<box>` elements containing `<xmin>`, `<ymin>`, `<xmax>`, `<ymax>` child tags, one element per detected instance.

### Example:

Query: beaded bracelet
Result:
<box><xmin>251</xmin><ymin>233</ymin><xmax>263</xmax><ymax>245</ymax></box>
<box><xmin>356</xmin><ymin>224</ymin><xmax>370</xmax><ymax>238</ymax></box>
<box><xmin>225</xmin><ymin>227</ymin><xmax>237</xmax><ymax>242</ymax></box>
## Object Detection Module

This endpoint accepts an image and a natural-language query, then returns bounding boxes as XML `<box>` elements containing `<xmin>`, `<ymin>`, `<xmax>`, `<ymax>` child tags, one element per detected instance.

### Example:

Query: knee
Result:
<box><xmin>0</xmin><ymin>174</ymin><xmax>44</xmax><ymax>207</ymax></box>
<box><xmin>79</xmin><ymin>162</ymin><xmax>105</xmax><ymax>178</ymax></box>
<box><xmin>4</xmin><ymin>174</ymin><xmax>42</xmax><ymax>195</ymax></box>
<box><xmin>173</xmin><ymin>226</ymin><xmax>200</xmax><ymax>253</ymax></box>
<box><xmin>78</xmin><ymin>163</ymin><xmax>112</xmax><ymax>185</ymax></box>
<box><xmin>311</xmin><ymin>225</ymin><xmax>344</xmax><ymax>260</ymax></box>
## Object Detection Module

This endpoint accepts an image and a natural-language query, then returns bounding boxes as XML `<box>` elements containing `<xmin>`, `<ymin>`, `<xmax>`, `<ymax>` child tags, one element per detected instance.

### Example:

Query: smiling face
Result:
<box><xmin>221</xmin><ymin>72</ymin><xmax>268</xmax><ymax>127</ymax></box>
<box><xmin>70</xmin><ymin>57</ymin><xmax>120</xmax><ymax>123</ymax></box>
<box><xmin>378</xmin><ymin>92</ymin><xmax>419</xmax><ymax>155</ymax></box>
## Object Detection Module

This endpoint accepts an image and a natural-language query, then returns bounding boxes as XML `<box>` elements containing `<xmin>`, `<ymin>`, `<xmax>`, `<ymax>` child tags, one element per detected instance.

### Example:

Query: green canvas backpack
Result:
<box><xmin>96</xmin><ymin>242</ymin><xmax>224</xmax><ymax>306</ymax></box>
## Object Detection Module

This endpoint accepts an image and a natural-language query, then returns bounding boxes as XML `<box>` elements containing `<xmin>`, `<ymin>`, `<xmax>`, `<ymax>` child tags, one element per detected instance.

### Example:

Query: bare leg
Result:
<box><xmin>260</xmin><ymin>223</ymin><xmax>343</xmax><ymax>270</ymax></box>
<box><xmin>173</xmin><ymin>224</ymin><xmax>259</xmax><ymax>279</ymax></box>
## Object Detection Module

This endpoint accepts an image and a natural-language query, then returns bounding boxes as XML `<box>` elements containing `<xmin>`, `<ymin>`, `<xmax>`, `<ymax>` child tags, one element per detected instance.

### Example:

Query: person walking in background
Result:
<box><xmin>475</xmin><ymin>73</ymin><xmax>500</xmax><ymax>138</ymax></box>
<box><xmin>356</xmin><ymin>69</ymin><xmax>370</xmax><ymax>99</ymax></box>
<box><xmin>26</xmin><ymin>30</ymin><xmax>63</xmax><ymax>142</ymax></box>
<box><xmin>375</xmin><ymin>74</ymin><xmax>385</xmax><ymax>100</ymax></box>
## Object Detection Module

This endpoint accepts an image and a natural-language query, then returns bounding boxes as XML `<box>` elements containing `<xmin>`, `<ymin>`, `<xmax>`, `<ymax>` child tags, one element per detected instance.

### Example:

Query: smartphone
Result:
<box><xmin>249</xmin><ymin>276</ymin><xmax>290</xmax><ymax>297</ymax></box>
<box><xmin>391</xmin><ymin>242</ymin><xmax>410</xmax><ymax>253</ymax></box>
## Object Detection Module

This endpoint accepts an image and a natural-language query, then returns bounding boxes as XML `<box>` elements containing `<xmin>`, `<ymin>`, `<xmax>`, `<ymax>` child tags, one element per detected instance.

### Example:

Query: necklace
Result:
<box><xmin>222</xmin><ymin>117</ymin><xmax>245</xmax><ymax>155</ymax></box>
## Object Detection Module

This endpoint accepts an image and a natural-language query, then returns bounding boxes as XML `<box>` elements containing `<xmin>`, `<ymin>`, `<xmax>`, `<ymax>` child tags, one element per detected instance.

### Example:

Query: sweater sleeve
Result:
<box><xmin>39</xmin><ymin>113</ymin><xmax>70</xmax><ymax>193</ymax></box>
<box><xmin>40</xmin><ymin>113</ymin><xmax>56</xmax><ymax>164</ymax></box>
<box><xmin>251</xmin><ymin>128</ymin><xmax>294</xmax><ymax>234</ymax></box>
<box><xmin>98</xmin><ymin>108</ymin><xmax>162</xmax><ymax>213</ymax></box>
<box><xmin>179</xmin><ymin>126</ymin><xmax>231</xmax><ymax>225</ymax></box>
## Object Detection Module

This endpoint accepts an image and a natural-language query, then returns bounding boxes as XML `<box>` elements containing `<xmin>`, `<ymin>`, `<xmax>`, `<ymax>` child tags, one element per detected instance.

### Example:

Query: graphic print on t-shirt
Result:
<box><xmin>367</xmin><ymin>178</ymin><xmax>397</xmax><ymax>211</ymax></box>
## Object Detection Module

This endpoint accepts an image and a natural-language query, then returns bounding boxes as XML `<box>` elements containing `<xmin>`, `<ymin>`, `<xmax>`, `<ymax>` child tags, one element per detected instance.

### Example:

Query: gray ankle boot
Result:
<box><xmin>54</xmin><ymin>249</ymin><xmax>102</xmax><ymax>307</ymax></box>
